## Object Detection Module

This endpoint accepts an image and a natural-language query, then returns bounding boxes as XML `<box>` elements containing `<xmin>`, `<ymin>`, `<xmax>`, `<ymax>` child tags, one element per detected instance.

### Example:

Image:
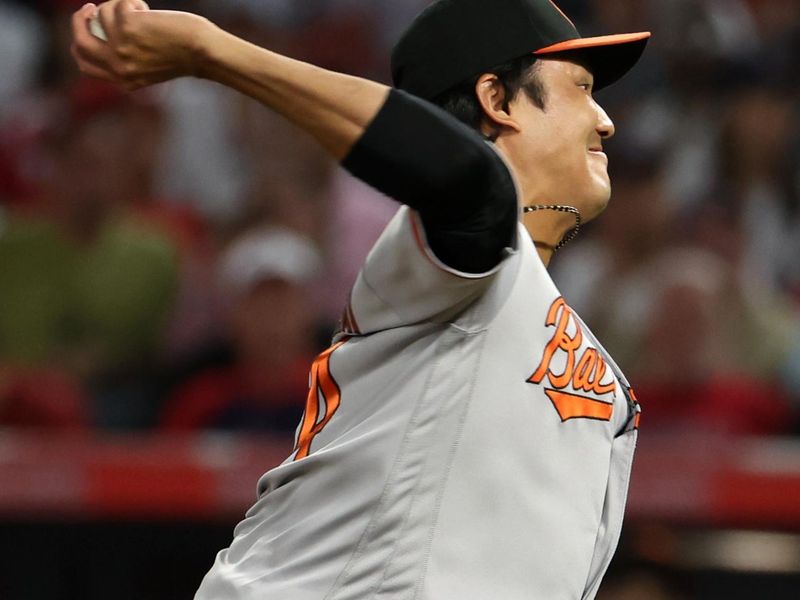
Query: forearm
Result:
<box><xmin>197</xmin><ymin>26</ymin><xmax>389</xmax><ymax>160</ymax></box>
<box><xmin>72</xmin><ymin>3</ymin><xmax>516</xmax><ymax>272</ymax></box>
<box><xmin>199</xmin><ymin>27</ymin><xmax>517</xmax><ymax>271</ymax></box>
<box><xmin>196</xmin><ymin>26</ymin><xmax>517</xmax><ymax>273</ymax></box>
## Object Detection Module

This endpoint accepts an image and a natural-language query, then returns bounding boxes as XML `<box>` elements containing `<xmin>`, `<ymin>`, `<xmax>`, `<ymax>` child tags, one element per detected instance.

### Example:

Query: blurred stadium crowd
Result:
<box><xmin>1</xmin><ymin>1</ymin><xmax>799</xmax><ymax>599</ymax></box>
<box><xmin>0</xmin><ymin>0</ymin><xmax>798</xmax><ymax>438</ymax></box>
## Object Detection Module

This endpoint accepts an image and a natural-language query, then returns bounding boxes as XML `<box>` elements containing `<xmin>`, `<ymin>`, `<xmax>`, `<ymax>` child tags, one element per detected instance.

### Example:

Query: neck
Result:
<box><xmin>522</xmin><ymin>209</ymin><xmax>578</xmax><ymax>267</ymax></box>
<box><xmin>533</xmin><ymin>239</ymin><xmax>556</xmax><ymax>266</ymax></box>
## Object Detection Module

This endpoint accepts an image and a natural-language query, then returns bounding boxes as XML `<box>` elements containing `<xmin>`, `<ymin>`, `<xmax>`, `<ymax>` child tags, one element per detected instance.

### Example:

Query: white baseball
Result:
<box><xmin>89</xmin><ymin>14</ymin><xmax>108</xmax><ymax>41</ymax></box>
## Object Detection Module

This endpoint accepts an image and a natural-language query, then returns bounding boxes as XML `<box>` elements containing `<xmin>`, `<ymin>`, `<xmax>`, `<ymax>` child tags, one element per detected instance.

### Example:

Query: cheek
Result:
<box><xmin>523</xmin><ymin>119</ymin><xmax>588</xmax><ymax>181</ymax></box>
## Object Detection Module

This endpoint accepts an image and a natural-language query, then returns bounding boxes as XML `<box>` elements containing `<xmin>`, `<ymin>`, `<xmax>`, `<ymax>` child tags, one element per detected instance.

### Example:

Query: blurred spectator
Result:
<box><xmin>626</xmin><ymin>249</ymin><xmax>792</xmax><ymax>435</ymax></box>
<box><xmin>153</xmin><ymin>79</ymin><xmax>249</xmax><ymax>225</ymax></box>
<box><xmin>232</xmin><ymin>96</ymin><xmax>396</xmax><ymax>324</ymax></box>
<box><xmin>576</xmin><ymin>245</ymin><xmax>792</xmax><ymax>435</ymax></box>
<box><xmin>161</xmin><ymin>226</ymin><xmax>321</xmax><ymax>434</ymax></box>
<box><xmin>0</xmin><ymin>79</ymin><xmax>180</xmax><ymax>428</ymax></box>
<box><xmin>713</xmin><ymin>84</ymin><xmax>799</xmax><ymax>296</ymax></box>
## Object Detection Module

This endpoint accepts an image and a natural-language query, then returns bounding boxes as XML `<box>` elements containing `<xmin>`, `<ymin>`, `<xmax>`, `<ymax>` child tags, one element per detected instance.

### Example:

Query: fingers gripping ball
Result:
<box><xmin>90</xmin><ymin>13</ymin><xmax>108</xmax><ymax>41</ymax></box>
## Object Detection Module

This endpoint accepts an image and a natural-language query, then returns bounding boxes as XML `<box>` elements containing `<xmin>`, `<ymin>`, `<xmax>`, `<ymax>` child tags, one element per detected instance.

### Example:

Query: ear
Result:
<box><xmin>475</xmin><ymin>73</ymin><xmax>522</xmax><ymax>138</ymax></box>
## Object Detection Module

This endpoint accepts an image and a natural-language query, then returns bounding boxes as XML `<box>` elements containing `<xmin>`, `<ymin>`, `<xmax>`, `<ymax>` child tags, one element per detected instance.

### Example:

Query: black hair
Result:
<box><xmin>430</xmin><ymin>54</ymin><xmax>546</xmax><ymax>141</ymax></box>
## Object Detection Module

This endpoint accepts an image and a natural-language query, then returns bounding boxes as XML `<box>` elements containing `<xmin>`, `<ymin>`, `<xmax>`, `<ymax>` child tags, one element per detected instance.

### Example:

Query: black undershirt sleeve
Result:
<box><xmin>341</xmin><ymin>89</ymin><xmax>518</xmax><ymax>274</ymax></box>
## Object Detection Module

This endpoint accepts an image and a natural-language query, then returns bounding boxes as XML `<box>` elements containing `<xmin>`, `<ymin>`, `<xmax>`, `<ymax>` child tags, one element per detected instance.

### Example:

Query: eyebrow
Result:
<box><xmin>563</xmin><ymin>53</ymin><xmax>595</xmax><ymax>83</ymax></box>
<box><xmin>576</xmin><ymin>63</ymin><xmax>594</xmax><ymax>82</ymax></box>
<box><xmin>573</xmin><ymin>71</ymin><xmax>594</xmax><ymax>88</ymax></box>
<box><xmin>577</xmin><ymin>68</ymin><xmax>594</xmax><ymax>88</ymax></box>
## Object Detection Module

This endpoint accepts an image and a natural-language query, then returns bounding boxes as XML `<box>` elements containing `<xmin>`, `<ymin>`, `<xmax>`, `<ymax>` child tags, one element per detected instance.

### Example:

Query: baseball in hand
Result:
<box><xmin>89</xmin><ymin>14</ymin><xmax>108</xmax><ymax>41</ymax></box>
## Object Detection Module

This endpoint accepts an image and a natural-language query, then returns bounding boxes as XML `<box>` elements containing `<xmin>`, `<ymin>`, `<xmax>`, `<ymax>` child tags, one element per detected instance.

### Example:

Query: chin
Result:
<box><xmin>569</xmin><ymin>166</ymin><xmax>609</xmax><ymax>219</ymax></box>
<box><xmin>580</xmin><ymin>186</ymin><xmax>611</xmax><ymax>222</ymax></box>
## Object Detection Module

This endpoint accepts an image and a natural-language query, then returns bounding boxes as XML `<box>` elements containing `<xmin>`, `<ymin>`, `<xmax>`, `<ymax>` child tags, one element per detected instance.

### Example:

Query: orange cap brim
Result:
<box><xmin>535</xmin><ymin>32</ymin><xmax>651</xmax><ymax>55</ymax></box>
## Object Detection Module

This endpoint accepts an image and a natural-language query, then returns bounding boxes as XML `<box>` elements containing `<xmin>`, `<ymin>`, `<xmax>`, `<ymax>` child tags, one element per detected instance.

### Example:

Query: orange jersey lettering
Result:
<box><xmin>528</xmin><ymin>298</ymin><xmax>616</xmax><ymax>421</ymax></box>
<box><xmin>294</xmin><ymin>340</ymin><xmax>347</xmax><ymax>460</ymax></box>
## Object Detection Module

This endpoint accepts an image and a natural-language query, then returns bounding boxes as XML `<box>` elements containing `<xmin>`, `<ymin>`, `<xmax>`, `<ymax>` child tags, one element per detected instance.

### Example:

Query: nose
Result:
<box><xmin>595</xmin><ymin>101</ymin><xmax>615</xmax><ymax>140</ymax></box>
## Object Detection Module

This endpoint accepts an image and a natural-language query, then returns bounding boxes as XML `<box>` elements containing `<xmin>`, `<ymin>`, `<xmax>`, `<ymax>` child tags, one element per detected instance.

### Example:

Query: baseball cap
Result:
<box><xmin>219</xmin><ymin>226</ymin><xmax>322</xmax><ymax>296</ymax></box>
<box><xmin>391</xmin><ymin>0</ymin><xmax>650</xmax><ymax>100</ymax></box>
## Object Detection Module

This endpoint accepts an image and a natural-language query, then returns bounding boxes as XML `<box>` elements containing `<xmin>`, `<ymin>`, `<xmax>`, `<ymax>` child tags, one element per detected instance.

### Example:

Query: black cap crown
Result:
<box><xmin>391</xmin><ymin>0</ymin><xmax>649</xmax><ymax>100</ymax></box>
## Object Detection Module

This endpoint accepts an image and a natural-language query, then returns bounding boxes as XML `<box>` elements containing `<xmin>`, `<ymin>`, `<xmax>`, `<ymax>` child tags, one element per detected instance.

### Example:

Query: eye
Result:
<box><xmin>578</xmin><ymin>82</ymin><xmax>592</xmax><ymax>93</ymax></box>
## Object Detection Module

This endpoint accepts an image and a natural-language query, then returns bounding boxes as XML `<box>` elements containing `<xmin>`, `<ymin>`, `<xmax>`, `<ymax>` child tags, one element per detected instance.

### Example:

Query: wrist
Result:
<box><xmin>190</xmin><ymin>18</ymin><xmax>225</xmax><ymax>80</ymax></box>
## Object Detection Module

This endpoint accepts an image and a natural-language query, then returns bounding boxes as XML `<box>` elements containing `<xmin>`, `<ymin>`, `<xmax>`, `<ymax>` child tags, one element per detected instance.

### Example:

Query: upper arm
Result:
<box><xmin>342</xmin><ymin>90</ymin><xmax>519</xmax><ymax>276</ymax></box>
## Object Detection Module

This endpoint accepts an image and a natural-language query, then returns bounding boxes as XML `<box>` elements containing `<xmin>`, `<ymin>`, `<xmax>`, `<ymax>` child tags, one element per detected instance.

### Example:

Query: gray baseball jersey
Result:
<box><xmin>196</xmin><ymin>205</ymin><xmax>641</xmax><ymax>600</ymax></box>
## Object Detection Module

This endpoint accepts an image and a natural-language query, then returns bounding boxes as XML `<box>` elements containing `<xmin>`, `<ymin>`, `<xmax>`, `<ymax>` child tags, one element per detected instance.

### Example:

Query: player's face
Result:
<box><xmin>501</xmin><ymin>58</ymin><xmax>615</xmax><ymax>221</ymax></box>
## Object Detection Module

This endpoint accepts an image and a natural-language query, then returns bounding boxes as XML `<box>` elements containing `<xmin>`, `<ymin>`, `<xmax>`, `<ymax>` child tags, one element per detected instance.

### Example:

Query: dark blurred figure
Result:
<box><xmin>161</xmin><ymin>225</ymin><xmax>321</xmax><ymax>435</ymax></box>
<box><xmin>596</xmin><ymin>567</ymin><xmax>679</xmax><ymax>600</ymax></box>
<box><xmin>712</xmin><ymin>84</ymin><xmax>800</xmax><ymax>297</ymax></box>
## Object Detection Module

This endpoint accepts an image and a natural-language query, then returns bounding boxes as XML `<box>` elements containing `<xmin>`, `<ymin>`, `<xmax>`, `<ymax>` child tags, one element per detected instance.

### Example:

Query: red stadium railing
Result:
<box><xmin>0</xmin><ymin>430</ymin><xmax>799</xmax><ymax>528</ymax></box>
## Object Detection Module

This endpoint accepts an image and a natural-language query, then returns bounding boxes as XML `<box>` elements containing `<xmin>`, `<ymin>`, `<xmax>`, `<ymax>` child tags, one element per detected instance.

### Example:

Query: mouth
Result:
<box><xmin>588</xmin><ymin>147</ymin><xmax>607</xmax><ymax>162</ymax></box>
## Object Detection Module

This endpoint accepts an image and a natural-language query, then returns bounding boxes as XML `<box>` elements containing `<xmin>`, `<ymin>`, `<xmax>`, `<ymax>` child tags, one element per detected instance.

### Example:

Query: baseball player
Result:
<box><xmin>71</xmin><ymin>0</ymin><xmax>649</xmax><ymax>598</ymax></box>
